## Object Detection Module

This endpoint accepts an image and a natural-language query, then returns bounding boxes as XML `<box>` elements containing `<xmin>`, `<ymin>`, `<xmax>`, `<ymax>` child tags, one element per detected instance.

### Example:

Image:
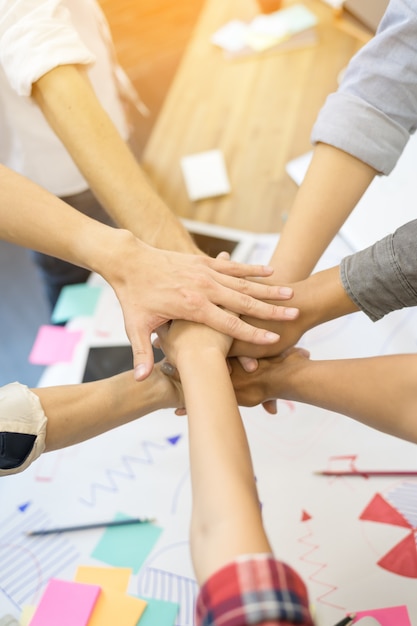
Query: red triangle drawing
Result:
<box><xmin>301</xmin><ymin>510</ymin><xmax>312</xmax><ymax>522</ymax></box>
<box><xmin>378</xmin><ymin>531</ymin><xmax>417</xmax><ymax>578</ymax></box>
<box><xmin>360</xmin><ymin>493</ymin><xmax>412</xmax><ymax>529</ymax></box>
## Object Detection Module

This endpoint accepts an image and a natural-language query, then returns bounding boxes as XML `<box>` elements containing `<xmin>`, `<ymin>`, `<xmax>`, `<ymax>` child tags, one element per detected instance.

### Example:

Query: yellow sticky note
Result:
<box><xmin>74</xmin><ymin>565</ymin><xmax>146</xmax><ymax>626</ymax></box>
<box><xmin>20</xmin><ymin>605</ymin><xmax>36</xmax><ymax>626</ymax></box>
<box><xmin>75</xmin><ymin>565</ymin><xmax>132</xmax><ymax>593</ymax></box>
<box><xmin>85</xmin><ymin>589</ymin><xmax>147</xmax><ymax>626</ymax></box>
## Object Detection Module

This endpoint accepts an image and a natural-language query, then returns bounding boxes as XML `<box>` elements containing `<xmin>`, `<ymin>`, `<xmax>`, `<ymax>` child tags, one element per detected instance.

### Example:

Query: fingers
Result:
<box><xmin>215</xmin><ymin>274</ymin><xmax>295</xmax><ymax>303</ymax></box>
<box><xmin>131</xmin><ymin>332</ymin><xmax>156</xmax><ymax>381</ymax></box>
<box><xmin>262</xmin><ymin>400</ymin><xmax>278</xmax><ymax>415</ymax></box>
<box><xmin>195</xmin><ymin>303</ymin><xmax>280</xmax><ymax>345</ymax></box>
<box><xmin>206</xmin><ymin>281</ymin><xmax>298</xmax><ymax>321</ymax></box>
<box><xmin>209</xmin><ymin>256</ymin><xmax>275</xmax><ymax>278</ymax></box>
<box><xmin>237</xmin><ymin>355</ymin><xmax>259</xmax><ymax>372</ymax></box>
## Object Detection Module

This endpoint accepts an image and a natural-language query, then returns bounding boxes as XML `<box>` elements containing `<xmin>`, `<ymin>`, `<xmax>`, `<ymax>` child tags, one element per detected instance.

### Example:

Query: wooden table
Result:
<box><xmin>142</xmin><ymin>0</ymin><xmax>364</xmax><ymax>234</ymax></box>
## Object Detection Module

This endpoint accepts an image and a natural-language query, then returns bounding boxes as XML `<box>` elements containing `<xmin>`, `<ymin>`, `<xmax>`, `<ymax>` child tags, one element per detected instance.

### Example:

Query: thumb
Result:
<box><xmin>131</xmin><ymin>332</ymin><xmax>155</xmax><ymax>381</ymax></box>
<box><xmin>262</xmin><ymin>400</ymin><xmax>277</xmax><ymax>415</ymax></box>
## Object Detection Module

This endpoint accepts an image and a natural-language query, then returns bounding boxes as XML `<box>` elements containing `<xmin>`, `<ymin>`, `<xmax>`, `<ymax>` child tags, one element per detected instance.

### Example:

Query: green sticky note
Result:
<box><xmin>91</xmin><ymin>513</ymin><xmax>163</xmax><ymax>574</ymax></box>
<box><xmin>51</xmin><ymin>284</ymin><xmax>102</xmax><ymax>323</ymax></box>
<box><xmin>136</xmin><ymin>597</ymin><xmax>179</xmax><ymax>626</ymax></box>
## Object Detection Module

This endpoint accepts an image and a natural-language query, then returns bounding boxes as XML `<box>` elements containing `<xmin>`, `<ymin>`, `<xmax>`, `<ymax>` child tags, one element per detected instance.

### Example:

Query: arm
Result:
<box><xmin>31</xmin><ymin>64</ymin><xmax>198</xmax><ymax>253</ymax></box>
<box><xmin>231</xmin><ymin>218</ymin><xmax>417</xmax><ymax>361</ymax></box>
<box><xmin>271</xmin><ymin>0</ymin><xmax>417</xmax><ymax>282</ymax></box>
<box><xmin>158</xmin><ymin>322</ymin><xmax>313</xmax><ymax>625</ymax></box>
<box><xmin>0</xmin><ymin>363</ymin><xmax>182</xmax><ymax>477</ymax></box>
<box><xmin>0</xmin><ymin>164</ymin><xmax>301</xmax><ymax>379</ymax></box>
<box><xmin>269</xmin><ymin>143</ymin><xmax>377</xmax><ymax>282</ymax></box>
<box><xmin>231</xmin><ymin>349</ymin><xmax>417</xmax><ymax>444</ymax></box>
<box><xmin>34</xmin><ymin>364</ymin><xmax>182</xmax><ymax>452</ymax></box>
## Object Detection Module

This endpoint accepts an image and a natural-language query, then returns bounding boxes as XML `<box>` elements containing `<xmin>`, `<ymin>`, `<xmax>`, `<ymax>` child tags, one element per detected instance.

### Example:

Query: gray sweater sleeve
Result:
<box><xmin>340</xmin><ymin>219</ymin><xmax>417</xmax><ymax>321</ymax></box>
<box><xmin>311</xmin><ymin>0</ymin><xmax>417</xmax><ymax>175</ymax></box>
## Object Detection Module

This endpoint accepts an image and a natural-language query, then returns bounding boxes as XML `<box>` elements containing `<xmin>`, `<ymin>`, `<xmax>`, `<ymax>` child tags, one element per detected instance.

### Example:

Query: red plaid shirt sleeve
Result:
<box><xmin>196</xmin><ymin>553</ymin><xmax>314</xmax><ymax>626</ymax></box>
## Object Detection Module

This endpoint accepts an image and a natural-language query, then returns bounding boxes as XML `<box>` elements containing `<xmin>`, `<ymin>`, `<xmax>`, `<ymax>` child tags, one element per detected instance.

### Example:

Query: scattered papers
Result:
<box><xmin>180</xmin><ymin>149</ymin><xmax>231</xmax><ymax>201</ymax></box>
<box><xmin>28</xmin><ymin>579</ymin><xmax>100</xmax><ymax>626</ymax></box>
<box><xmin>353</xmin><ymin>605</ymin><xmax>411</xmax><ymax>626</ymax></box>
<box><xmin>211</xmin><ymin>4</ymin><xmax>318</xmax><ymax>58</ymax></box>
<box><xmin>28</xmin><ymin>325</ymin><xmax>83</xmax><ymax>365</ymax></box>
<box><xmin>52</xmin><ymin>284</ymin><xmax>102</xmax><ymax>324</ymax></box>
<box><xmin>91</xmin><ymin>512</ymin><xmax>163</xmax><ymax>574</ymax></box>
<box><xmin>26</xmin><ymin>565</ymin><xmax>179</xmax><ymax>626</ymax></box>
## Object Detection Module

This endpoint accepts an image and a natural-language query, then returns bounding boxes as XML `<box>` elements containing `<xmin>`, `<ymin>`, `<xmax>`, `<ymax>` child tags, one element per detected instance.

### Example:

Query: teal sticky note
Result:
<box><xmin>91</xmin><ymin>513</ymin><xmax>163</xmax><ymax>574</ymax></box>
<box><xmin>137</xmin><ymin>597</ymin><xmax>179</xmax><ymax>626</ymax></box>
<box><xmin>51</xmin><ymin>284</ymin><xmax>102</xmax><ymax>323</ymax></box>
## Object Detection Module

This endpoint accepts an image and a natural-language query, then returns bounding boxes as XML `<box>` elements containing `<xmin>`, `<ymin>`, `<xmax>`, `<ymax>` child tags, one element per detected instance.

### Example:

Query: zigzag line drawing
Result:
<box><xmin>298</xmin><ymin>518</ymin><xmax>344</xmax><ymax>610</ymax></box>
<box><xmin>79</xmin><ymin>437</ymin><xmax>182</xmax><ymax>507</ymax></box>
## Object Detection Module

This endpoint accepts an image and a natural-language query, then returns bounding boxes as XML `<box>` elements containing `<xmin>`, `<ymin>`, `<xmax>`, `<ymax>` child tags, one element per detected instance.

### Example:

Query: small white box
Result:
<box><xmin>180</xmin><ymin>149</ymin><xmax>231</xmax><ymax>201</ymax></box>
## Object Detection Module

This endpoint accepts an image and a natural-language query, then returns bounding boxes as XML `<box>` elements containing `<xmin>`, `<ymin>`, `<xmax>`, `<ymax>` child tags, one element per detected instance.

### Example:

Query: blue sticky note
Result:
<box><xmin>137</xmin><ymin>597</ymin><xmax>179</xmax><ymax>626</ymax></box>
<box><xmin>91</xmin><ymin>513</ymin><xmax>163</xmax><ymax>574</ymax></box>
<box><xmin>51</xmin><ymin>284</ymin><xmax>102</xmax><ymax>323</ymax></box>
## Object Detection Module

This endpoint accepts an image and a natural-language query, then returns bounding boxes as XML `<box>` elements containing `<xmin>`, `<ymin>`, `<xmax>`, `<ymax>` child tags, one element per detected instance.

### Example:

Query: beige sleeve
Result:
<box><xmin>0</xmin><ymin>382</ymin><xmax>47</xmax><ymax>476</ymax></box>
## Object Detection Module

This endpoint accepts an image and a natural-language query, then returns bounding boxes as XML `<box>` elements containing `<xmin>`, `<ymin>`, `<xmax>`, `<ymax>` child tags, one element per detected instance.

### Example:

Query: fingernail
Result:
<box><xmin>279</xmin><ymin>287</ymin><xmax>293</xmax><ymax>296</ymax></box>
<box><xmin>265</xmin><ymin>331</ymin><xmax>279</xmax><ymax>342</ymax></box>
<box><xmin>161</xmin><ymin>362</ymin><xmax>176</xmax><ymax>376</ymax></box>
<box><xmin>245</xmin><ymin>361</ymin><xmax>258</xmax><ymax>372</ymax></box>
<box><xmin>134</xmin><ymin>364</ymin><xmax>147</xmax><ymax>380</ymax></box>
<box><xmin>284</xmin><ymin>307</ymin><xmax>299</xmax><ymax>318</ymax></box>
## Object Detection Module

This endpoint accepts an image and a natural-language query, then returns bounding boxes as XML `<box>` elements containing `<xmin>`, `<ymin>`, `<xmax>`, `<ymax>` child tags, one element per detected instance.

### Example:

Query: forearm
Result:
<box><xmin>270</xmin><ymin>143</ymin><xmax>377</xmax><ymax>282</ymax></box>
<box><xmin>0</xmin><ymin>163</ymin><xmax>143</xmax><ymax>279</ymax></box>
<box><xmin>268</xmin><ymin>354</ymin><xmax>417</xmax><ymax>443</ymax></box>
<box><xmin>33</xmin><ymin>366</ymin><xmax>179</xmax><ymax>452</ymax></box>
<box><xmin>32</xmin><ymin>64</ymin><xmax>200</xmax><ymax>254</ymax></box>
<box><xmin>178</xmin><ymin>349</ymin><xmax>271</xmax><ymax>584</ymax></box>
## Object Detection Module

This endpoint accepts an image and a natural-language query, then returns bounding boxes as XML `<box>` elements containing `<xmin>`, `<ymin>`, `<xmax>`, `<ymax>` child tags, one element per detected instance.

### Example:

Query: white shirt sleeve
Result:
<box><xmin>0</xmin><ymin>0</ymin><xmax>95</xmax><ymax>96</ymax></box>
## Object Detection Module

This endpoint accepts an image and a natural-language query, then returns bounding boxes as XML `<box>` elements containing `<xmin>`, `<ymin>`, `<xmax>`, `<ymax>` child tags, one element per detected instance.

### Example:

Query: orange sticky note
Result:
<box><xmin>85</xmin><ymin>589</ymin><xmax>146</xmax><ymax>626</ymax></box>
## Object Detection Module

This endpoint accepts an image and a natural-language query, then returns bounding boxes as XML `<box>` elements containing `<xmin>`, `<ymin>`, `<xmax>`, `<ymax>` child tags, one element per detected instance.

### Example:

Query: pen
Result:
<box><xmin>26</xmin><ymin>517</ymin><xmax>155</xmax><ymax>536</ymax></box>
<box><xmin>332</xmin><ymin>614</ymin><xmax>356</xmax><ymax>626</ymax></box>
<box><xmin>315</xmin><ymin>470</ymin><xmax>417</xmax><ymax>477</ymax></box>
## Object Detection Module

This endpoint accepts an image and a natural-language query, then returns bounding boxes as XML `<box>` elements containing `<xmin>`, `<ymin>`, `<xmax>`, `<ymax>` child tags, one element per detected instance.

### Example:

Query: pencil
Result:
<box><xmin>332</xmin><ymin>614</ymin><xmax>356</xmax><ymax>626</ymax></box>
<box><xmin>315</xmin><ymin>470</ymin><xmax>417</xmax><ymax>477</ymax></box>
<box><xmin>26</xmin><ymin>517</ymin><xmax>155</xmax><ymax>536</ymax></box>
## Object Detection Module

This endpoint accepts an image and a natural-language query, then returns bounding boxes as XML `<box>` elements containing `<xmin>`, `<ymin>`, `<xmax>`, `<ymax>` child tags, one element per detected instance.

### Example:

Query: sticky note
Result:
<box><xmin>28</xmin><ymin>325</ymin><xmax>83</xmax><ymax>365</ymax></box>
<box><xmin>20</xmin><ymin>605</ymin><xmax>36</xmax><ymax>626</ymax></box>
<box><xmin>354</xmin><ymin>605</ymin><xmax>412</xmax><ymax>626</ymax></box>
<box><xmin>52</xmin><ymin>284</ymin><xmax>102</xmax><ymax>323</ymax></box>
<box><xmin>28</xmin><ymin>578</ymin><xmax>100</xmax><ymax>626</ymax></box>
<box><xmin>138</xmin><ymin>597</ymin><xmax>179</xmax><ymax>626</ymax></box>
<box><xmin>180</xmin><ymin>150</ymin><xmax>231</xmax><ymax>201</ymax></box>
<box><xmin>83</xmin><ymin>589</ymin><xmax>146</xmax><ymax>626</ymax></box>
<box><xmin>91</xmin><ymin>513</ymin><xmax>163</xmax><ymax>574</ymax></box>
<box><xmin>75</xmin><ymin>565</ymin><xmax>132</xmax><ymax>593</ymax></box>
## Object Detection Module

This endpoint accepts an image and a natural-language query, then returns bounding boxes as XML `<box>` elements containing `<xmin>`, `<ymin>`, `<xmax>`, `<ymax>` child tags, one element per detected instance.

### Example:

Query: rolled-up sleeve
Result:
<box><xmin>340</xmin><ymin>219</ymin><xmax>417</xmax><ymax>321</ymax></box>
<box><xmin>0</xmin><ymin>382</ymin><xmax>47</xmax><ymax>476</ymax></box>
<box><xmin>0</xmin><ymin>0</ymin><xmax>95</xmax><ymax>96</ymax></box>
<box><xmin>312</xmin><ymin>0</ymin><xmax>417</xmax><ymax>175</ymax></box>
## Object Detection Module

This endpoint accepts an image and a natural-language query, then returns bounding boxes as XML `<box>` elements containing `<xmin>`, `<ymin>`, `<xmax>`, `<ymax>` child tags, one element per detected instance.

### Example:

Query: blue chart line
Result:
<box><xmin>0</xmin><ymin>505</ymin><xmax>80</xmax><ymax>611</ymax></box>
<box><xmin>80</xmin><ymin>436</ymin><xmax>183</xmax><ymax>507</ymax></box>
<box><xmin>137</xmin><ymin>566</ymin><xmax>198</xmax><ymax>626</ymax></box>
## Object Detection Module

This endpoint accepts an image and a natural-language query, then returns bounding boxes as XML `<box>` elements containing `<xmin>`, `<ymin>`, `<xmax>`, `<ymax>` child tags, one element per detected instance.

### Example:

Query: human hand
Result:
<box><xmin>103</xmin><ymin>231</ymin><xmax>298</xmax><ymax>380</ymax></box>
<box><xmin>157</xmin><ymin>319</ymin><xmax>233</xmax><ymax>368</ymax></box>
<box><xmin>229</xmin><ymin>347</ymin><xmax>311</xmax><ymax>411</ymax></box>
<box><xmin>229</xmin><ymin>273</ymin><xmax>319</xmax><ymax>372</ymax></box>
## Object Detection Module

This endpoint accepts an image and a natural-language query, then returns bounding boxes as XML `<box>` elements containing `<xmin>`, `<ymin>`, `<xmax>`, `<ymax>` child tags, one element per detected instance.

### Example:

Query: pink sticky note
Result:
<box><xmin>354</xmin><ymin>605</ymin><xmax>411</xmax><ymax>626</ymax></box>
<box><xmin>29</xmin><ymin>578</ymin><xmax>101</xmax><ymax>626</ymax></box>
<box><xmin>28</xmin><ymin>325</ymin><xmax>83</xmax><ymax>365</ymax></box>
